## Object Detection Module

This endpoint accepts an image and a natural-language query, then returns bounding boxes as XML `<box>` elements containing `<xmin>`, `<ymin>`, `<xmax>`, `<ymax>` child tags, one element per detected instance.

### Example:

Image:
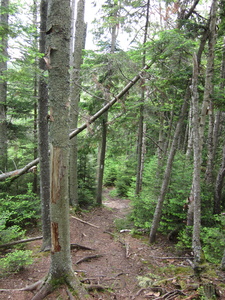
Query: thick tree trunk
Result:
<box><xmin>69</xmin><ymin>0</ymin><xmax>86</xmax><ymax>207</ymax></box>
<box><xmin>0</xmin><ymin>0</ymin><xmax>8</xmax><ymax>173</ymax></box>
<box><xmin>149</xmin><ymin>88</ymin><xmax>190</xmax><ymax>243</ymax></box>
<box><xmin>32</xmin><ymin>0</ymin><xmax>89</xmax><ymax>298</ymax></box>
<box><xmin>38</xmin><ymin>0</ymin><xmax>51</xmax><ymax>251</ymax></box>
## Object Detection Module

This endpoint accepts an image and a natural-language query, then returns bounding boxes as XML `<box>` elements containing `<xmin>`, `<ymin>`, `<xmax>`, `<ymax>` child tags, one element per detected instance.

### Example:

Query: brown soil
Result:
<box><xmin>0</xmin><ymin>188</ymin><xmax>225</xmax><ymax>299</ymax></box>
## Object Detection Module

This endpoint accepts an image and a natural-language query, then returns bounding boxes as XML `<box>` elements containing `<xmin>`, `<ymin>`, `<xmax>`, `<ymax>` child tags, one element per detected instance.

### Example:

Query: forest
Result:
<box><xmin>1</xmin><ymin>0</ymin><xmax>225</xmax><ymax>299</ymax></box>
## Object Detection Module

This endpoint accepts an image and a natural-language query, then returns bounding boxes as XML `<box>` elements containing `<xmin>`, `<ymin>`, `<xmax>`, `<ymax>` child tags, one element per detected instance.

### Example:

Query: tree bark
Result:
<box><xmin>69</xmin><ymin>0</ymin><xmax>86</xmax><ymax>206</ymax></box>
<box><xmin>204</xmin><ymin>0</ymin><xmax>218</xmax><ymax>184</ymax></box>
<box><xmin>191</xmin><ymin>53</ymin><xmax>202</xmax><ymax>272</ymax></box>
<box><xmin>135</xmin><ymin>0</ymin><xmax>150</xmax><ymax>196</ymax></box>
<box><xmin>0</xmin><ymin>0</ymin><xmax>9</xmax><ymax>173</ymax></box>
<box><xmin>38</xmin><ymin>0</ymin><xmax>51</xmax><ymax>251</ymax></box>
<box><xmin>32</xmin><ymin>0</ymin><xmax>38</xmax><ymax>194</ymax></box>
<box><xmin>32</xmin><ymin>0</ymin><xmax>89</xmax><ymax>298</ymax></box>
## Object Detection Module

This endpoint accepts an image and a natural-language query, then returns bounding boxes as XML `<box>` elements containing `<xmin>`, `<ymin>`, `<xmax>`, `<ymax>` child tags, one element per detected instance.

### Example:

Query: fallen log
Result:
<box><xmin>0</xmin><ymin>236</ymin><xmax>43</xmax><ymax>248</ymax></box>
<box><xmin>0</xmin><ymin>236</ymin><xmax>94</xmax><ymax>252</ymax></box>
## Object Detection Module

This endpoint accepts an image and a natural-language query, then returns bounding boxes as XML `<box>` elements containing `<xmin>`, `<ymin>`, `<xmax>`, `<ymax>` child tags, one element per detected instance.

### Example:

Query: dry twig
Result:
<box><xmin>70</xmin><ymin>215</ymin><xmax>99</xmax><ymax>228</ymax></box>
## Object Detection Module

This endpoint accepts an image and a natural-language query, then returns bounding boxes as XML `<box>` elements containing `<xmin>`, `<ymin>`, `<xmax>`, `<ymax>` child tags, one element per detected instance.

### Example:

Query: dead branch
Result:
<box><xmin>149</xmin><ymin>255</ymin><xmax>194</xmax><ymax>260</ymax></box>
<box><xmin>0</xmin><ymin>157</ymin><xmax>40</xmax><ymax>182</ymax></box>
<box><xmin>70</xmin><ymin>215</ymin><xmax>100</xmax><ymax>228</ymax></box>
<box><xmin>0</xmin><ymin>236</ymin><xmax>43</xmax><ymax>248</ymax></box>
<box><xmin>75</xmin><ymin>254</ymin><xmax>103</xmax><ymax>265</ymax></box>
<box><xmin>125</xmin><ymin>241</ymin><xmax>130</xmax><ymax>258</ymax></box>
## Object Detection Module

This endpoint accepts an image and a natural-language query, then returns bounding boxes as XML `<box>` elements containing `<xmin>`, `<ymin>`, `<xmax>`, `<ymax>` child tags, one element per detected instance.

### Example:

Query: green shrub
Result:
<box><xmin>104</xmin><ymin>158</ymin><xmax>118</xmax><ymax>187</ymax></box>
<box><xmin>176</xmin><ymin>216</ymin><xmax>225</xmax><ymax>264</ymax></box>
<box><xmin>0</xmin><ymin>211</ymin><xmax>25</xmax><ymax>245</ymax></box>
<box><xmin>201</xmin><ymin>226</ymin><xmax>225</xmax><ymax>264</ymax></box>
<box><xmin>176</xmin><ymin>227</ymin><xmax>192</xmax><ymax>253</ymax></box>
<box><xmin>130</xmin><ymin>156</ymin><xmax>159</xmax><ymax>229</ymax></box>
<box><xmin>0</xmin><ymin>250</ymin><xmax>33</xmax><ymax>275</ymax></box>
<box><xmin>77</xmin><ymin>149</ymin><xmax>97</xmax><ymax>207</ymax></box>
<box><xmin>0</xmin><ymin>183</ymin><xmax>40</xmax><ymax>227</ymax></box>
<box><xmin>130</xmin><ymin>153</ymin><xmax>192</xmax><ymax>234</ymax></box>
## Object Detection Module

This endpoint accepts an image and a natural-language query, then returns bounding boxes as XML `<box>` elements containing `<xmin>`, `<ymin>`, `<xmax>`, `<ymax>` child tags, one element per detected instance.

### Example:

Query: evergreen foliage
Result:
<box><xmin>0</xmin><ymin>250</ymin><xmax>33</xmax><ymax>275</ymax></box>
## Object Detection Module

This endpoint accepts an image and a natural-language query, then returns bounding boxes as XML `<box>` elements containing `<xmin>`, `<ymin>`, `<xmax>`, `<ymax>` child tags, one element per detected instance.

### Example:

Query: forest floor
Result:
<box><xmin>0</xmin><ymin>188</ymin><xmax>225</xmax><ymax>300</ymax></box>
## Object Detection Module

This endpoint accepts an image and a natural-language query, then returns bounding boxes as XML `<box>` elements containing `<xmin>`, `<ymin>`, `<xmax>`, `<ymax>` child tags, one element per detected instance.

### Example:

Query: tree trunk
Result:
<box><xmin>69</xmin><ymin>0</ymin><xmax>86</xmax><ymax>206</ymax></box>
<box><xmin>135</xmin><ymin>0</ymin><xmax>150</xmax><ymax>196</ymax></box>
<box><xmin>204</xmin><ymin>0</ymin><xmax>218</xmax><ymax>184</ymax></box>
<box><xmin>0</xmin><ymin>0</ymin><xmax>8</xmax><ymax>173</ymax></box>
<box><xmin>38</xmin><ymin>0</ymin><xmax>51</xmax><ymax>252</ymax></box>
<box><xmin>191</xmin><ymin>53</ymin><xmax>202</xmax><ymax>273</ymax></box>
<box><xmin>149</xmin><ymin>87</ymin><xmax>190</xmax><ymax>243</ymax></box>
<box><xmin>32</xmin><ymin>0</ymin><xmax>89</xmax><ymax>298</ymax></box>
<box><xmin>96</xmin><ymin>114</ymin><xmax>108</xmax><ymax>205</ymax></box>
<box><xmin>214</xmin><ymin>143</ymin><xmax>225</xmax><ymax>215</ymax></box>
<box><xmin>32</xmin><ymin>0</ymin><xmax>38</xmax><ymax>194</ymax></box>
<box><xmin>213</xmin><ymin>38</ymin><xmax>225</xmax><ymax>214</ymax></box>
<box><xmin>96</xmin><ymin>0</ymin><xmax>118</xmax><ymax>205</ymax></box>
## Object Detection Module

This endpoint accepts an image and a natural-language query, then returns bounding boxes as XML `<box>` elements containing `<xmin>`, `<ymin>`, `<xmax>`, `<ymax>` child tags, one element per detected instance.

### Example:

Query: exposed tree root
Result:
<box><xmin>31</xmin><ymin>278</ymin><xmax>54</xmax><ymax>300</ymax></box>
<box><xmin>9</xmin><ymin>271</ymin><xmax>92</xmax><ymax>300</ymax></box>
<box><xmin>75</xmin><ymin>254</ymin><xmax>103</xmax><ymax>265</ymax></box>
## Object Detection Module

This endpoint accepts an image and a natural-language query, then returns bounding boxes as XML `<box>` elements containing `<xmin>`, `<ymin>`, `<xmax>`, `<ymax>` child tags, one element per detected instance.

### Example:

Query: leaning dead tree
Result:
<box><xmin>0</xmin><ymin>59</ymin><xmax>156</xmax><ymax>183</ymax></box>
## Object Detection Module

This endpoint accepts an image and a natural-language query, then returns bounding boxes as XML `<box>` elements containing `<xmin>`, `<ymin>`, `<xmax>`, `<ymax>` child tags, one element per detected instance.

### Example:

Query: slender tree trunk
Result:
<box><xmin>33</xmin><ymin>0</ymin><xmax>38</xmax><ymax>194</ymax></box>
<box><xmin>96</xmin><ymin>114</ymin><xmax>107</xmax><ymax>205</ymax></box>
<box><xmin>214</xmin><ymin>38</ymin><xmax>225</xmax><ymax>214</ymax></box>
<box><xmin>38</xmin><ymin>0</ymin><xmax>51</xmax><ymax>252</ymax></box>
<box><xmin>69</xmin><ymin>0</ymin><xmax>86</xmax><ymax>206</ymax></box>
<box><xmin>135</xmin><ymin>0</ymin><xmax>150</xmax><ymax>195</ymax></box>
<box><xmin>191</xmin><ymin>53</ymin><xmax>202</xmax><ymax>273</ymax></box>
<box><xmin>214</xmin><ymin>143</ymin><xmax>225</xmax><ymax>214</ymax></box>
<box><xmin>186</xmin><ymin>14</ymin><xmax>212</xmax><ymax>226</ymax></box>
<box><xmin>149</xmin><ymin>88</ymin><xmax>190</xmax><ymax>243</ymax></box>
<box><xmin>32</xmin><ymin>0</ymin><xmax>89</xmax><ymax>298</ymax></box>
<box><xmin>204</xmin><ymin>0</ymin><xmax>218</xmax><ymax>184</ymax></box>
<box><xmin>96</xmin><ymin>0</ymin><xmax>118</xmax><ymax>205</ymax></box>
<box><xmin>0</xmin><ymin>0</ymin><xmax>8</xmax><ymax>173</ymax></box>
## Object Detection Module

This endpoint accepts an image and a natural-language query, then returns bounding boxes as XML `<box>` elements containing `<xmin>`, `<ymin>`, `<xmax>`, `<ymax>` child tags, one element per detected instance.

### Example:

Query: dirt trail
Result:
<box><xmin>0</xmin><ymin>189</ymin><xmax>224</xmax><ymax>299</ymax></box>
